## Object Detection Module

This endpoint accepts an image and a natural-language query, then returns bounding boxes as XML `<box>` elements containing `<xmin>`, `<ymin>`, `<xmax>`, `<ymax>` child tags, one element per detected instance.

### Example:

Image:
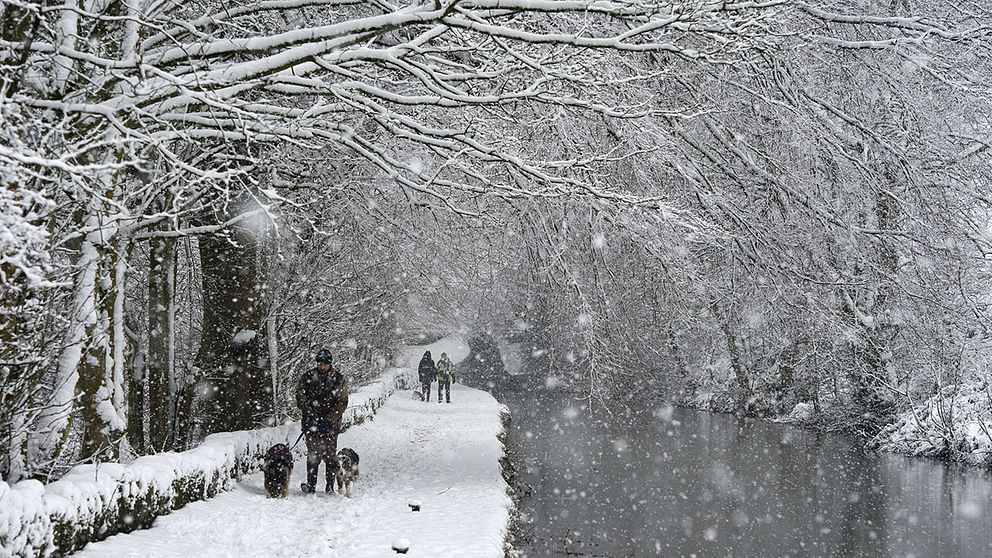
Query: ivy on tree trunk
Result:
<box><xmin>195</xmin><ymin>222</ymin><xmax>272</xmax><ymax>435</ymax></box>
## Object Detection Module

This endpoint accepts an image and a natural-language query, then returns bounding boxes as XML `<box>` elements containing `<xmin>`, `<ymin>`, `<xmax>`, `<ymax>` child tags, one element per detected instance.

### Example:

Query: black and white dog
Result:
<box><xmin>334</xmin><ymin>447</ymin><xmax>360</xmax><ymax>497</ymax></box>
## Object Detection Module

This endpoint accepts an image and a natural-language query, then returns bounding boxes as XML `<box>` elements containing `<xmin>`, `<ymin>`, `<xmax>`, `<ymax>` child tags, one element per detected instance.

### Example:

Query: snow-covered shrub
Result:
<box><xmin>0</xmin><ymin>97</ymin><xmax>58</xmax><ymax>484</ymax></box>
<box><xmin>342</xmin><ymin>367</ymin><xmax>415</xmax><ymax>428</ymax></box>
<box><xmin>872</xmin><ymin>382</ymin><xmax>992</xmax><ymax>465</ymax></box>
<box><xmin>0</xmin><ymin>99</ymin><xmax>53</xmax><ymax>291</ymax></box>
<box><xmin>776</xmin><ymin>402</ymin><xmax>816</xmax><ymax>424</ymax></box>
<box><xmin>0</xmin><ymin>423</ymin><xmax>300</xmax><ymax>557</ymax></box>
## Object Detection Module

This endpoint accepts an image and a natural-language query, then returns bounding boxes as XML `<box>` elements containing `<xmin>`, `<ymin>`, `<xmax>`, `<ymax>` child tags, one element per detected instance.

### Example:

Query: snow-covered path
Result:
<box><xmin>76</xmin><ymin>345</ymin><xmax>511</xmax><ymax>558</ymax></box>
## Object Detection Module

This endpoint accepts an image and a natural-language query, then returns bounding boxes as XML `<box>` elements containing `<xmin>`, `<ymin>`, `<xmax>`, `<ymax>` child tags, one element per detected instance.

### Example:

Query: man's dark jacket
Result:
<box><xmin>418</xmin><ymin>356</ymin><xmax>436</xmax><ymax>385</ymax></box>
<box><xmin>296</xmin><ymin>367</ymin><xmax>349</xmax><ymax>435</ymax></box>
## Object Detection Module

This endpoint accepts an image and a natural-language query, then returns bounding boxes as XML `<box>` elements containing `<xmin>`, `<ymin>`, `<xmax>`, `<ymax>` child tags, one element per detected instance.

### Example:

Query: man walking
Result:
<box><xmin>436</xmin><ymin>352</ymin><xmax>453</xmax><ymax>403</ymax></box>
<box><xmin>296</xmin><ymin>348</ymin><xmax>349</xmax><ymax>493</ymax></box>
<box><xmin>418</xmin><ymin>351</ymin><xmax>435</xmax><ymax>402</ymax></box>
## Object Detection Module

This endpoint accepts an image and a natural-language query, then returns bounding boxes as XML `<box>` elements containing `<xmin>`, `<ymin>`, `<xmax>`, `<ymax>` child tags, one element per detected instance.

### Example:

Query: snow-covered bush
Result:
<box><xmin>0</xmin><ymin>99</ymin><xmax>53</xmax><ymax>291</ymax></box>
<box><xmin>776</xmin><ymin>402</ymin><xmax>816</xmax><ymax>425</ymax></box>
<box><xmin>872</xmin><ymin>382</ymin><xmax>992</xmax><ymax>465</ymax></box>
<box><xmin>0</xmin><ymin>96</ymin><xmax>59</xmax><ymax>484</ymax></box>
<box><xmin>341</xmin><ymin>367</ymin><xmax>415</xmax><ymax>428</ymax></box>
<box><xmin>0</xmin><ymin>424</ymin><xmax>300</xmax><ymax>557</ymax></box>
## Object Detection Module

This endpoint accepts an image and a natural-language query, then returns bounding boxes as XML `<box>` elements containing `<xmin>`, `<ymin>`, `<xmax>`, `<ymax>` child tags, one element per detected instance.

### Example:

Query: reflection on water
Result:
<box><xmin>500</xmin><ymin>390</ymin><xmax>992</xmax><ymax>558</ymax></box>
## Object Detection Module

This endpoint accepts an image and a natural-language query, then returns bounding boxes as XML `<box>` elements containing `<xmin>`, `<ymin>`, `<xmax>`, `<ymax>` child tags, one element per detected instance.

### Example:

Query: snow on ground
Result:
<box><xmin>74</xmin><ymin>339</ymin><xmax>511</xmax><ymax>558</ymax></box>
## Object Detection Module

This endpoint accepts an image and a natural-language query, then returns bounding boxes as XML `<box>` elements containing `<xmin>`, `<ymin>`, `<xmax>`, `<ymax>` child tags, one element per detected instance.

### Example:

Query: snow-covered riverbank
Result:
<box><xmin>685</xmin><ymin>388</ymin><xmax>992</xmax><ymax>468</ymax></box>
<box><xmin>871</xmin><ymin>383</ymin><xmax>992</xmax><ymax>466</ymax></box>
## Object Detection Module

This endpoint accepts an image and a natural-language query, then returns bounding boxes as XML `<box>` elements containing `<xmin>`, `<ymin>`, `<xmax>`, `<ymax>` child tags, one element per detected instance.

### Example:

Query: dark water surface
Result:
<box><xmin>498</xmin><ymin>390</ymin><xmax>992</xmax><ymax>558</ymax></box>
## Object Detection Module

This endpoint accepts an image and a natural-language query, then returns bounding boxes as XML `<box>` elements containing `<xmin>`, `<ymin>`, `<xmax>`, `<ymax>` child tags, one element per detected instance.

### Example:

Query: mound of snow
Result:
<box><xmin>392</xmin><ymin>538</ymin><xmax>411</xmax><ymax>553</ymax></box>
<box><xmin>777</xmin><ymin>402</ymin><xmax>816</xmax><ymax>424</ymax></box>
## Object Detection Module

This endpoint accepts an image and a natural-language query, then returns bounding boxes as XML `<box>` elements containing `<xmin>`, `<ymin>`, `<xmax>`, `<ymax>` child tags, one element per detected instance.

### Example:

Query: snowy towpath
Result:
<box><xmin>77</xmin><ymin>343</ymin><xmax>511</xmax><ymax>558</ymax></box>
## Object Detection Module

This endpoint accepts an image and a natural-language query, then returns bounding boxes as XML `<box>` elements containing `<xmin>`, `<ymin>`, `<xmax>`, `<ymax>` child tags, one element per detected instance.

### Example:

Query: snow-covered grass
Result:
<box><xmin>873</xmin><ymin>383</ymin><xmax>992</xmax><ymax>466</ymax></box>
<box><xmin>71</xmin><ymin>338</ymin><xmax>512</xmax><ymax>558</ymax></box>
<box><xmin>0</xmin><ymin>339</ymin><xmax>474</xmax><ymax>558</ymax></box>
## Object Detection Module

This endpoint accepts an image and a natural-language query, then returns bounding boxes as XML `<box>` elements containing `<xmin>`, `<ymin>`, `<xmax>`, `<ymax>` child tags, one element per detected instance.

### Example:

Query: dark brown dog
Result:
<box><xmin>334</xmin><ymin>447</ymin><xmax>360</xmax><ymax>498</ymax></box>
<box><xmin>263</xmin><ymin>443</ymin><xmax>294</xmax><ymax>498</ymax></box>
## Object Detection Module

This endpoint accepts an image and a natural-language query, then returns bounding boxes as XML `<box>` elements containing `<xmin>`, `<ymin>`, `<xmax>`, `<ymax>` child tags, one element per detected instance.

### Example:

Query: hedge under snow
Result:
<box><xmin>0</xmin><ymin>365</ymin><xmax>416</xmax><ymax>558</ymax></box>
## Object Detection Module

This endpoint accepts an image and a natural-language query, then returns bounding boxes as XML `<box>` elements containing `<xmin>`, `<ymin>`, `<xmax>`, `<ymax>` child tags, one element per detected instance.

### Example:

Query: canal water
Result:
<box><xmin>496</xmin><ymin>389</ymin><xmax>992</xmax><ymax>558</ymax></box>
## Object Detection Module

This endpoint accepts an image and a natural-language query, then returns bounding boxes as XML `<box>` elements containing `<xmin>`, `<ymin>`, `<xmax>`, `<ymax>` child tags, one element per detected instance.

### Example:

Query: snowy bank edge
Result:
<box><xmin>496</xmin><ymin>407</ymin><xmax>526</xmax><ymax>558</ymax></box>
<box><xmin>681</xmin><ymin>389</ymin><xmax>992</xmax><ymax>467</ymax></box>
<box><xmin>0</xmin><ymin>345</ymin><xmax>444</xmax><ymax>558</ymax></box>
<box><xmin>869</xmin><ymin>384</ymin><xmax>992</xmax><ymax>466</ymax></box>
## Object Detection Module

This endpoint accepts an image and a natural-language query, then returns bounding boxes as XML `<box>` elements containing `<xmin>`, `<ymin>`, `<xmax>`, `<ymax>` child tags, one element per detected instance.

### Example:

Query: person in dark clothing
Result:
<box><xmin>418</xmin><ymin>351</ymin><xmax>435</xmax><ymax>402</ymax></box>
<box><xmin>296</xmin><ymin>348</ymin><xmax>349</xmax><ymax>493</ymax></box>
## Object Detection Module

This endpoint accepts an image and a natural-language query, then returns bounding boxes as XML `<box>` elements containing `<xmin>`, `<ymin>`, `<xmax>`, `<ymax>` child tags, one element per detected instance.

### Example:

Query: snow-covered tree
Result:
<box><xmin>2</xmin><ymin>0</ymin><xmax>991</xmax><ymax>479</ymax></box>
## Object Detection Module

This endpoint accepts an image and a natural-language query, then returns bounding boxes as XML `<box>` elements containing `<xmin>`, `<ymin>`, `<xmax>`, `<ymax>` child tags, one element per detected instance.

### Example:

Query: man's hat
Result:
<box><xmin>315</xmin><ymin>348</ymin><xmax>333</xmax><ymax>363</ymax></box>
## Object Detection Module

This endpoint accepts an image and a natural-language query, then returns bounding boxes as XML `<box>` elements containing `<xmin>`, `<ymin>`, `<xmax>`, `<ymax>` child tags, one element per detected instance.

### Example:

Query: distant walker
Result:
<box><xmin>436</xmin><ymin>352</ymin><xmax>454</xmax><ymax>403</ymax></box>
<box><xmin>417</xmin><ymin>351</ymin><xmax>436</xmax><ymax>402</ymax></box>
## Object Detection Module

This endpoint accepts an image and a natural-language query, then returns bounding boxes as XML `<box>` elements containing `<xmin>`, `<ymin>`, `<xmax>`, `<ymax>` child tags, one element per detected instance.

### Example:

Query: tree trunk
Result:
<box><xmin>108</xmin><ymin>236</ymin><xmax>129</xmax><ymax>446</ymax></box>
<box><xmin>171</xmin><ymin>382</ymin><xmax>195</xmax><ymax>450</ymax></box>
<box><xmin>147</xmin><ymin>234</ymin><xmax>177</xmax><ymax>451</ymax></box>
<box><xmin>127</xmin><ymin>338</ymin><xmax>145</xmax><ymax>454</ymax></box>
<box><xmin>712</xmin><ymin>303</ymin><xmax>750</xmax><ymax>406</ymax></box>
<box><xmin>32</xmin><ymin>207</ymin><xmax>96</xmax><ymax>465</ymax></box>
<box><xmin>76</xmin><ymin>239</ymin><xmax>114</xmax><ymax>462</ymax></box>
<box><xmin>666</xmin><ymin>325</ymin><xmax>689</xmax><ymax>381</ymax></box>
<box><xmin>78</xmin><ymin>231</ymin><xmax>129</xmax><ymax>462</ymax></box>
<box><xmin>195</xmin><ymin>223</ymin><xmax>272</xmax><ymax>435</ymax></box>
<box><xmin>723</xmin><ymin>328</ymin><xmax>749</xmax><ymax>397</ymax></box>
<box><xmin>266</xmin><ymin>310</ymin><xmax>279</xmax><ymax>424</ymax></box>
<box><xmin>75</xmin><ymin>162</ymin><xmax>129</xmax><ymax>462</ymax></box>
<box><xmin>1</xmin><ymin>260</ymin><xmax>29</xmax><ymax>481</ymax></box>
<box><xmin>847</xmin><ymin>174</ymin><xmax>901</xmax><ymax>421</ymax></box>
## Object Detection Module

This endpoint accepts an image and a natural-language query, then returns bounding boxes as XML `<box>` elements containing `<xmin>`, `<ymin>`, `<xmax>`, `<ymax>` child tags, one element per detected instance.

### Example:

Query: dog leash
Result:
<box><xmin>289</xmin><ymin>430</ymin><xmax>305</xmax><ymax>450</ymax></box>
